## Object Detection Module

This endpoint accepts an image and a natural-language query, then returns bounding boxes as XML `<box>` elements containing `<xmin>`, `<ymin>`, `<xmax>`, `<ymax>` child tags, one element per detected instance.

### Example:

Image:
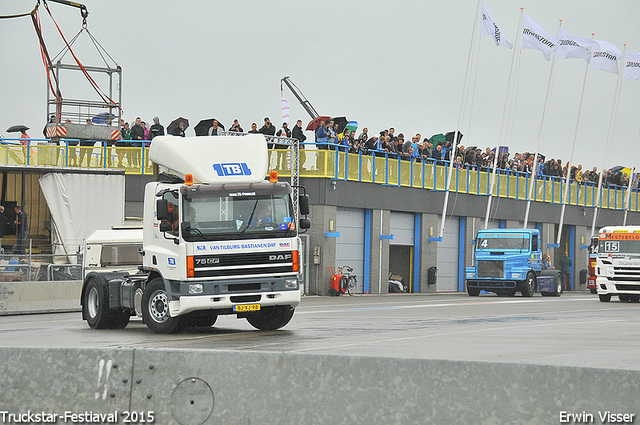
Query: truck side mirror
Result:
<box><xmin>299</xmin><ymin>194</ymin><xmax>310</xmax><ymax>216</ymax></box>
<box><xmin>159</xmin><ymin>222</ymin><xmax>173</xmax><ymax>232</ymax></box>
<box><xmin>299</xmin><ymin>218</ymin><xmax>311</xmax><ymax>230</ymax></box>
<box><xmin>156</xmin><ymin>199</ymin><xmax>171</xmax><ymax>221</ymax></box>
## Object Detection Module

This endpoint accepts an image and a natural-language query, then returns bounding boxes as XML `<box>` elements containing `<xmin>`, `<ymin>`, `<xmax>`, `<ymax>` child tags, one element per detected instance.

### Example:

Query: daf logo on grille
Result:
<box><xmin>269</xmin><ymin>254</ymin><xmax>292</xmax><ymax>261</ymax></box>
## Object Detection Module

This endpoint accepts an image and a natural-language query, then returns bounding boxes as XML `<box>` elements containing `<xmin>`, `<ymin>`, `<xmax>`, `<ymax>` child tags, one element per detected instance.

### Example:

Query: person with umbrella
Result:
<box><xmin>170</xmin><ymin>120</ymin><xmax>186</xmax><ymax>137</ymax></box>
<box><xmin>20</xmin><ymin>129</ymin><xmax>31</xmax><ymax>163</ymax></box>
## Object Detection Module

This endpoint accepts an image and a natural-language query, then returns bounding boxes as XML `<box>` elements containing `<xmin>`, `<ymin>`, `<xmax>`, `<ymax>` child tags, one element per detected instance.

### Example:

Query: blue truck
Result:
<box><xmin>465</xmin><ymin>229</ymin><xmax>563</xmax><ymax>297</ymax></box>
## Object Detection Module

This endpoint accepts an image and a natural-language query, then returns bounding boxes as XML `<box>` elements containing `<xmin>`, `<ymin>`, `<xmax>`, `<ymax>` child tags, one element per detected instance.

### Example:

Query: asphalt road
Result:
<box><xmin>1</xmin><ymin>292</ymin><xmax>638</xmax><ymax>371</ymax></box>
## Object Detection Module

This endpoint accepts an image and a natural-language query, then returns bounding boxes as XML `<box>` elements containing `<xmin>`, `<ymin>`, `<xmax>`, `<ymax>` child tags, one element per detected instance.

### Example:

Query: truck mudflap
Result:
<box><xmin>168</xmin><ymin>289</ymin><xmax>301</xmax><ymax>317</ymax></box>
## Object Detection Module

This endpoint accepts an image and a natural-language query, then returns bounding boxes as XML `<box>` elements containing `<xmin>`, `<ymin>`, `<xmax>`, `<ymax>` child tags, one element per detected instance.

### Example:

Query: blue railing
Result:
<box><xmin>1</xmin><ymin>137</ymin><xmax>637</xmax><ymax>212</ymax></box>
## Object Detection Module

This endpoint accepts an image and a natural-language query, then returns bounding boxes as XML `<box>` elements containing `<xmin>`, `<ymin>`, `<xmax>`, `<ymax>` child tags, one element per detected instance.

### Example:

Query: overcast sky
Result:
<box><xmin>1</xmin><ymin>0</ymin><xmax>639</xmax><ymax>170</ymax></box>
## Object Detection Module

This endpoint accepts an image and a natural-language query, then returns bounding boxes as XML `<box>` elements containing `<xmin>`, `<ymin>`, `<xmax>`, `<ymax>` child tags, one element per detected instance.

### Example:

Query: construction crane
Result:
<box><xmin>281</xmin><ymin>76</ymin><xmax>320</xmax><ymax>120</ymax></box>
<box><xmin>42</xmin><ymin>0</ymin><xmax>88</xmax><ymax>22</ymax></box>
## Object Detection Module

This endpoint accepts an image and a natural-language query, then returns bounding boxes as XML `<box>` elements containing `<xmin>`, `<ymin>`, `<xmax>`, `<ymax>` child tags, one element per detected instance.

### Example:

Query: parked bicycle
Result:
<box><xmin>339</xmin><ymin>265</ymin><xmax>357</xmax><ymax>296</ymax></box>
<box><xmin>328</xmin><ymin>265</ymin><xmax>357</xmax><ymax>296</ymax></box>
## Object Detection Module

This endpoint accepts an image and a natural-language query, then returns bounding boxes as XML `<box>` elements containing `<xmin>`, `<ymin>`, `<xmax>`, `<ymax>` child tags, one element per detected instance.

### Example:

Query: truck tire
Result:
<box><xmin>142</xmin><ymin>278</ymin><xmax>184</xmax><ymax>334</ymax></box>
<box><xmin>590</xmin><ymin>288</ymin><xmax>597</xmax><ymax>295</ymax></box>
<box><xmin>245</xmin><ymin>306</ymin><xmax>295</xmax><ymax>330</ymax></box>
<box><xmin>110</xmin><ymin>310</ymin><xmax>131</xmax><ymax>329</ymax></box>
<box><xmin>83</xmin><ymin>277</ymin><xmax>113</xmax><ymax>329</ymax></box>
<box><xmin>599</xmin><ymin>294</ymin><xmax>611</xmax><ymax>302</ymax></box>
<box><xmin>521</xmin><ymin>272</ymin><xmax>535</xmax><ymax>297</ymax></box>
<box><xmin>540</xmin><ymin>271</ymin><xmax>563</xmax><ymax>297</ymax></box>
<box><xmin>467</xmin><ymin>287</ymin><xmax>480</xmax><ymax>297</ymax></box>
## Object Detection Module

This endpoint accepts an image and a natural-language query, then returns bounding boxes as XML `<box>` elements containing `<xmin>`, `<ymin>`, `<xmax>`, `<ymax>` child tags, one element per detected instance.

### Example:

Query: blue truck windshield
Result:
<box><xmin>476</xmin><ymin>234</ymin><xmax>530</xmax><ymax>251</ymax></box>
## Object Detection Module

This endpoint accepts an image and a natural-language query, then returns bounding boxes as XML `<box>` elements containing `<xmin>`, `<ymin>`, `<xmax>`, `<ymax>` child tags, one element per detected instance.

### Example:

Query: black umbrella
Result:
<box><xmin>463</xmin><ymin>145</ymin><xmax>477</xmax><ymax>155</ymax></box>
<box><xmin>445</xmin><ymin>131</ymin><xmax>463</xmax><ymax>144</ymax></box>
<box><xmin>331</xmin><ymin>116</ymin><xmax>348</xmax><ymax>134</ymax></box>
<box><xmin>6</xmin><ymin>125</ymin><xmax>29</xmax><ymax>133</ymax></box>
<box><xmin>167</xmin><ymin>117</ymin><xmax>189</xmax><ymax>136</ymax></box>
<box><xmin>194</xmin><ymin>118</ymin><xmax>225</xmax><ymax>136</ymax></box>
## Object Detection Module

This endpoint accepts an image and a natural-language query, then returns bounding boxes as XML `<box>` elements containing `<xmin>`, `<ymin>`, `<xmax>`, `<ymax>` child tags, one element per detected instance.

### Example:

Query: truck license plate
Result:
<box><xmin>233</xmin><ymin>304</ymin><xmax>260</xmax><ymax>312</ymax></box>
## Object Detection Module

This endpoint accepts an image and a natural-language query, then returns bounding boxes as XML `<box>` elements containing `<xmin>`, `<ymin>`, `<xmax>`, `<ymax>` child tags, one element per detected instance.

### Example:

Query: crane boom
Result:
<box><xmin>281</xmin><ymin>76</ymin><xmax>319</xmax><ymax>120</ymax></box>
<box><xmin>42</xmin><ymin>0</ymin><xmax>88</xmax><ymax>20</ymax></box>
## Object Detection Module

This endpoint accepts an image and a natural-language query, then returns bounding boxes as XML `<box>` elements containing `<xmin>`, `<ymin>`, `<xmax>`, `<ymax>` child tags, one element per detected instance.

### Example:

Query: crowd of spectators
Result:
<box><xmin>309</xmin><ymin>118</ymin><xmax>638</xmax><ymax>190</ymax></box>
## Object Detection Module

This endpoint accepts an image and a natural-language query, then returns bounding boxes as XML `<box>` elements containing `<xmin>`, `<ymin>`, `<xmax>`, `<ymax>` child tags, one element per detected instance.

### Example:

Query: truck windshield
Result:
<box><xmin>476</xmin><ymin>234</ymin><xmax>530</xmax><ymax>251</ymax></box>
<box><xmin>182</xmin><ymin>193</ymin><xmax>295</xmax><ymax>241</ymax></box>
<box><xmin>598</xmin><ymin>237</ymin><xmax>640</xmax><ymax>255</ymax></box>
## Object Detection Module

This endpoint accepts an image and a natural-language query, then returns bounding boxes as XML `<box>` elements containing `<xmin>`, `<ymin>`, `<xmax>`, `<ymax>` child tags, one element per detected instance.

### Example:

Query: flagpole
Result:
<box><xmin>484</xmin><ymin>9</ymin><xmax>524</xmax><ymax>229</ymax></box>
<box><xmin>552</xmin><ymin>34</ymin><xmax>595</xmax><ymax>246</ymax></box>
<box><xmin>623</xmin><ymin>122</ymin><xmax>640</xmax><ymax>225</ymax></box>
<box><xmin>591</xmin><ymin>44</ymin><xmax>627</xmax><ymax>236</ymax></box>
<box><xmin>523</xmin><ymin>20</ymin><xmax>562</xmax><ymax>228</ymax></box>
<box><xmin>439</xmin><ymin>0</ymin><xmax>482</xmax><ymax>239</ymax></box>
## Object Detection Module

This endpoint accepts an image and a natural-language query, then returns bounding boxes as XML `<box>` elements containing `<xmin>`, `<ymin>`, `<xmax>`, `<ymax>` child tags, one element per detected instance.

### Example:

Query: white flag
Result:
<box><xmin>480</xmin><ymin>2</ymin><xmax>513</xmax><ymax>49</ymax></box>
<box><xmin>590</xmin><ymin>40</ymin><xmax>621</xmax><ymax>74</ymax></box>
<box><xmin>623</xmin><ymin>50</ymin><xmax>640</xmax><ymax>80</ymax></box>
<box><xmin>521</xmin><ymin>14</ymin><xmax>558</xmax><ymax>61</ymax></box>
<box><xmin>556</xmin><ymin>27</ymin><xmax>593</xmax><ymax>61</ymax></box>
<box><xmin>281</xmin><ymin>98</ymin><xmax>290</xmax><ymax>125</ymax></box>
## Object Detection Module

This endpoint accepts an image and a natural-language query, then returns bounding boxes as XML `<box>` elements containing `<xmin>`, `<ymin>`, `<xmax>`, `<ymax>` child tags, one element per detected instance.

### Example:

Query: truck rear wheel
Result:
<box><xmin>245</xmin><ymin>306</ymin><xmax>295</xmax><ymax>330</ymax></box>
<box><xmin>521</xmin><ymin>273</ymin><xmax>535</xmax><ymax>297</ymax></box>
<box><xmin>142</xmin><ymin>278</ymin><xmax>184</xmax><ymax>334</ymax></box>
<box><xmin>83</xmin><ymin>277</ymin><xmax>112</xmax><ymax>329</ymax></box>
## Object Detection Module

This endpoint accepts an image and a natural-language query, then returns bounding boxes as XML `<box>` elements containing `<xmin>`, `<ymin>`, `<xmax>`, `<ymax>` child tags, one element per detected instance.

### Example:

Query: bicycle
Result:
<box><xmin>339</xmin><ymin>265</ymin><xmax>357</xmax><ymax>296</ymax></box>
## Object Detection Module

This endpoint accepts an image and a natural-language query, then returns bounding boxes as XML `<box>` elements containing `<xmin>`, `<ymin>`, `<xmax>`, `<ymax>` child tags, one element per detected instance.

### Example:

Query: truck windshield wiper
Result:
<box><xmin>235</xmin><ymin>201</ymin><xmax>259</xmax><ymax>239</ymax></box>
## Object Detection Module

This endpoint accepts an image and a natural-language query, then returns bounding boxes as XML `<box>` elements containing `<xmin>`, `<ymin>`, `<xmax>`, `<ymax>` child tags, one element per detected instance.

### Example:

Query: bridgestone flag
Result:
<box><xmin>521</xmin><ymin>14</ymin><xmax>558</xmax><ymax>61</ymax></box>
<box><xmin>555</xmin><ymin>28</ymin><xmax>593</xmax><ymax>61</ymax></box>
<box><xmin>623</xmin><ymin>50</ymin><xmax>640</xmax><ymax>80</ymax></box>
<box><xmin>480</xmin><ymin>2</ymin><xmax>513</xmax><ymax>49</ymax></box>
<box><xmin>590</xmin><ymin>40</ymin><xmax>621</xmax><ymax>74</ymax></box>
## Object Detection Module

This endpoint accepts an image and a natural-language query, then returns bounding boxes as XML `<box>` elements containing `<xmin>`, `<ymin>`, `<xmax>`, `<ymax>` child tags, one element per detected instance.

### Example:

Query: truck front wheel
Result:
<box><xmin>142</xmin><ymin>278</ymin><xmax>184</xmax><ymax>334</ymax></box>
<box><xmin>521</xmin><ymin>273</ymin><xmax>535</xmax><ymax>297</ymax></box>
<box><xmin>599</xmin><ymin>294</ymin><xmax>611</xmax><ymax>302</ymax></box>
<box><xmin>467</xmin><ymin>287</ymin><xmax>480</xmax><ymax>297</ymax></box>
<box><xmin>245</xmin><ymin>306</ymin><xmax>295</xmax><ymax>330</ymax></box>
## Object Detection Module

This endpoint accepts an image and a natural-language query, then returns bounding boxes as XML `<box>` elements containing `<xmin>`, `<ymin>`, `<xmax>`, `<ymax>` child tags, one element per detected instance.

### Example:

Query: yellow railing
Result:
<box><xmin>2</xmin><ymin>140</ymin><xmax>637</xmax><ymax>212</ymax></box>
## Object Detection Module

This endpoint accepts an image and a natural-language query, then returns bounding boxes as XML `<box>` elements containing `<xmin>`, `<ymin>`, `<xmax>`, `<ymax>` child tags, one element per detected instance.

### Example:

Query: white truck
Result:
<box><xmin>595</xmin><ymin>225</ymin><xmax>640</xmax><ymax>302</ymax></box>
<box><xmin>81</xmin><ymin>134</ymin><xmax>310</xmax><ymax>333</ymax></box>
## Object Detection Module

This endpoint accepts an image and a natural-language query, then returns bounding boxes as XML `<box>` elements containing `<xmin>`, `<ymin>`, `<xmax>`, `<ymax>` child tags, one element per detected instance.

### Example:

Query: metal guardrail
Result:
<box><xmin>1</xmin><ymin>137</ymin><xmax>638</xmax><ymax>211</ymax></box>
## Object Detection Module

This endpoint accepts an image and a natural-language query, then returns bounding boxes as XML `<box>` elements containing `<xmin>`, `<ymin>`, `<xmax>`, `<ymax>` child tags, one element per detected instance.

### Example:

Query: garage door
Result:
<box><xmin>437</xmin><ymin>216</ymin><xmax>459</xmax><ymax>292</ymax></box>
<box><xmin>390</xmin><ymin>212</ymin><xmax>414</xmax><ymax>245</ymax></box>
<box><xmin>336</xmin><ymin>208</ymin><xmax>365</xmax><ymax>293</ymax></box>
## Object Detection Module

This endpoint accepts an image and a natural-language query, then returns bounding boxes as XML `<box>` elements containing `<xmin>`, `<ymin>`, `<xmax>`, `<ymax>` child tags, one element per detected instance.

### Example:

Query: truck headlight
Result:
<box><xmin>466</xmin><ymin>272</ymin><xmax>475</xmax><ymax>278</ymax></box>
<box><xmin>285</xmin><ymin>278</ymin><xmax>298</xmax><ymax>289</ymax></box>
<box><xmin>189</xmin><ymin>283</ymin><xmax>204</xmax><ymax>294</ymax></box>
<box><xmin>512</xmin><ymin>273</ymin><xmax>522</xmax><ymax>279</ymax></box>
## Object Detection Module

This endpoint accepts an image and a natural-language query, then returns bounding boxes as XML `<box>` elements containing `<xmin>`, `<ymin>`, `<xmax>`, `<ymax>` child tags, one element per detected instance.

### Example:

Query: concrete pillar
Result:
<box><xmin>308</xmin><ymin>205</ymin><xmax>337</xmax><ymax>295</ymax></box>
<box><xmin>542</xmin><ymin>223</ymin><xmax>556</xmax><ymax>264</ymax></box>
<box><xmin>574</xmin><ymin>225</ymin><xmax>591</xmax><ymax>291</ymax></box>
<box><xmin>368</xmin><ymin>209</ymin><xmax>390</xmax><ymax>294</ymax></box>
<box><xmin>420</xmin><ymin>213</ymin><xmax>439</xmax><ymax>293</ymax></box>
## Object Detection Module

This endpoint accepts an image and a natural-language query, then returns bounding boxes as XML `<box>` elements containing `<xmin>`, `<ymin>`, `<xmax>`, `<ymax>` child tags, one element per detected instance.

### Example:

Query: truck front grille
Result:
<box><xmin>193</xmin><ymin>251</ymin><xmax>294</xmax><ymax>278</ymax></box>
<box><xmin>612</xmin><ymin>265</ymin><xmax>640</xmax><ymax>281</ymax></box>
<box><xmin>477</xmin><ymin>260</ymin><xmax>504</xmax><ymax>278</ymax></box>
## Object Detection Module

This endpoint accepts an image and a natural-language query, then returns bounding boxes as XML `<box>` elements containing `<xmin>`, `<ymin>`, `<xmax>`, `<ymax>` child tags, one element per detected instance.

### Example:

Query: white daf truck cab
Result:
<box><xmin>81</xmin><ymin>134</ymin><xmax>310</xmax><ymax>333</ymax></box>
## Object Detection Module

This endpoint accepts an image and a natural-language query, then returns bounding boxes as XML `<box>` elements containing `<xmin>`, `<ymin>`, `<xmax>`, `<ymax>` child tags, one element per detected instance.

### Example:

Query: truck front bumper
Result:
<box><xmin>466</xmin><ymin>280</ymin><xmax>517</xmax><ymax>290</ymax></box>
<box><xmin>596</xmin><ymin>277</ymin><xmax>640</xmax><ymax>296</ymax></box>
<box><xmin>168</xmin><ymin>289</ymin><xmax>301</xmax><ymax>317</ymax></box>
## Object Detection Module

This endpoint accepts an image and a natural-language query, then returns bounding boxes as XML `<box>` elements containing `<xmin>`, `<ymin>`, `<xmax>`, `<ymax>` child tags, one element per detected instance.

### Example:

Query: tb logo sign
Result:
<box><xmin>213</xmin><ymin>163</ymin><xmax>252</xmax><ymax>176</ymax></box>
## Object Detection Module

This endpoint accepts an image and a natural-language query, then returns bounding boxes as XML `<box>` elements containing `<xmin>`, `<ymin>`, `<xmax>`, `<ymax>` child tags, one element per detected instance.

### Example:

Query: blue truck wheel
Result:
<box><xmin>521</xmin><ymin>273</ymin><xmax>535</xmax><ymax>297</ymax></box>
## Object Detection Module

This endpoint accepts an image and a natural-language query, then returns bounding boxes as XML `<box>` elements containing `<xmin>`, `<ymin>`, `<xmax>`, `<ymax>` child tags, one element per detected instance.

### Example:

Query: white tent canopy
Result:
<box><xmin>39</xmin><ymin>173</ymin><xmax>125</xmax><ymax>260</ymax></box>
